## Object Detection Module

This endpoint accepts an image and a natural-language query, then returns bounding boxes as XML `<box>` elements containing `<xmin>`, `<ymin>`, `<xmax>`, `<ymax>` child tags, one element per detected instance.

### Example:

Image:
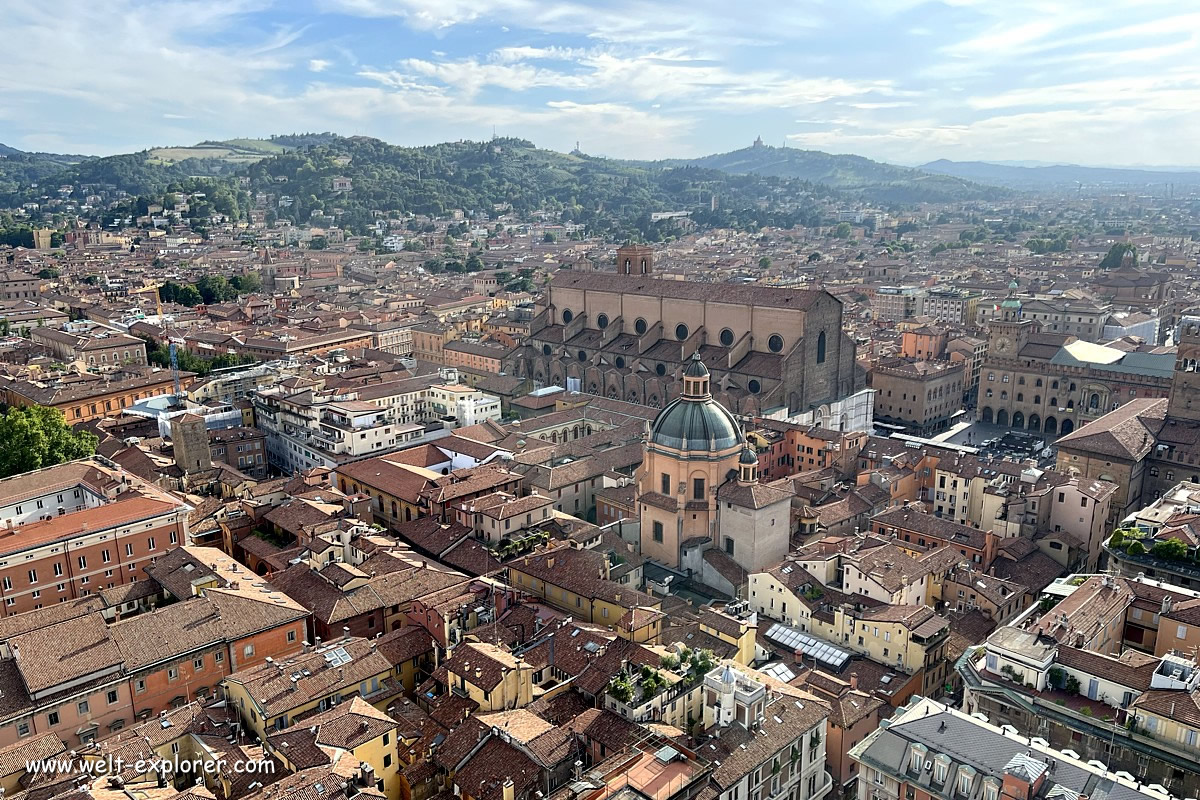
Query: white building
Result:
<box><xmin>699</xmin><ymin>663</ymin><xmax>833</xmax><ymax>800</ymax></box>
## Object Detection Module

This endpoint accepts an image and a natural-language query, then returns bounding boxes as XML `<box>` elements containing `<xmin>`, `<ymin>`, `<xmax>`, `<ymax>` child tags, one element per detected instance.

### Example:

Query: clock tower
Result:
<box><xmin>987</xmin><ymin>280</ymin><xmax>1035</xmax><ymax>359</ymax></box>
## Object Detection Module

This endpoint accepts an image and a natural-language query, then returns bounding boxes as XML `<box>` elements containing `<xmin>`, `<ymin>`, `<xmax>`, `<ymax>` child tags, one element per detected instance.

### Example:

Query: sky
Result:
<box><xmin>2</xmin><ymin>0</ymin><xmax>1199</xmax><ymax>166</ymax></box>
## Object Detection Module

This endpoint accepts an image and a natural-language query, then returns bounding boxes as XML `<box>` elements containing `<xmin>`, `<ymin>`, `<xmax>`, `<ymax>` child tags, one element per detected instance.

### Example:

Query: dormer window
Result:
<box><xmin>957</xmin><ymin>766</ymin><xmax>976</xmax><ymax>796</ymax></box>
<box><xmin>983</xmin><ymin>779</ymin><xmax>1000</xmax><ymax>800</ymax></box>
<box><xmin>934</xmin><ymin>755</ymin><xmax>951</xmax><ymax>784</ymax></box>
<box><xmin>909</xmin><ymin>743</ymin><xmax>928</xmax><ymax>773</ymax></box>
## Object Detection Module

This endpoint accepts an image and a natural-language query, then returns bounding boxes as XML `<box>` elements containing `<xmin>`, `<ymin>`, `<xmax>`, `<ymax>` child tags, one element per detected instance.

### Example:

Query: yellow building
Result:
<box><xmin>221</xmin><ymin>638</ymin><xmax>396</xmax><ymax>741</ymax></box>
<box><xmin>506</xmin><ymin>547</ymin><xmax>661</xmax><ymax>628</ymax></box>
<box><xmin>266</xmin><ymin>698</ymin><xmax>404</xmax><ymax>800</ymax></box>
<box><xmin>442</xmin><ymin>641</ymin><xmax>535</xmax><ymax>711</ymax></box>
<box><xmin>696</xmin><ymin>606</ymin><xmax>758</xmax><ymax>665</ymax></box>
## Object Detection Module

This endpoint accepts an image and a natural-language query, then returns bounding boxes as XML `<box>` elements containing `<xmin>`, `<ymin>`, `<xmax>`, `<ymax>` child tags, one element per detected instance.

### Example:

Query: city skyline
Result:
<box><xmin>4</xmin><ymin>0</ymin><xmax>1199</xmax><ymax>166</ymax></box>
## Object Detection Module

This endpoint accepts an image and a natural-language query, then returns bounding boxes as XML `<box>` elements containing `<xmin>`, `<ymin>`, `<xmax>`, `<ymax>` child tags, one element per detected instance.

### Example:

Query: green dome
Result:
<box><xmin>650</xmin><ymin>396</ymin><xmax>742</xmax><ymax>452</ymax></box>
<box><xmin>739</xmin><ymin>446</ymin><xmax>759</xmax><ymax>465</ymax></box>
<box><xmin>683</xmin><ymin>352</ymin><xmax>709</xmax><ymax>378</ymax></box>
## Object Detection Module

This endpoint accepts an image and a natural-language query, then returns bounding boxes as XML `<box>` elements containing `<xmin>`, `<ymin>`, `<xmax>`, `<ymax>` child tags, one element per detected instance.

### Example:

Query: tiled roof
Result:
<box><xmin>1055</xmin><ymin>397</ymin><xmax>1167</xmax><ymax>460</ymax></box>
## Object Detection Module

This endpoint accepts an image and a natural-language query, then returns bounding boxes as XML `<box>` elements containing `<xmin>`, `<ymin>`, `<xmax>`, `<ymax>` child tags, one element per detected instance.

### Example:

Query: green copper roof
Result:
<box><xmin>649</xmin><ymin>395</ymin><xmax>742</xmax><ymax>452</ymax></box>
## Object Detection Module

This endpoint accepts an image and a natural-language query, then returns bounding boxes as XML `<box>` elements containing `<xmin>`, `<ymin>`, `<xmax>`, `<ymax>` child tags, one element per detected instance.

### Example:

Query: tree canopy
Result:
<box><xmin>0</xmin><ymin>406</ymin><xmax>98</xmax><ymax>479</ymax></box>
<box><xmin>1099</xmin><ymin>243</ymin><xmax>1136</xmax><ymax>269</ymax></box>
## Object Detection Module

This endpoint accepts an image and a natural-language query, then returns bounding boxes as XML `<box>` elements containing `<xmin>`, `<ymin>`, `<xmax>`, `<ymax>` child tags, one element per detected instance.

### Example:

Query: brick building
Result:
<box><xmin>869</xmin><ymin>359</ymin><xmax>965</xmax><ymax>436</ymax></box>
<box><xmin>0</xmin><ymin>458</ymin><xmax>191</xmax><ymax>617</ymax></box>
<box><xmin>506</xmin><ymin>245</ymin><xmax>863</xmax><ymax>415</ymax></box>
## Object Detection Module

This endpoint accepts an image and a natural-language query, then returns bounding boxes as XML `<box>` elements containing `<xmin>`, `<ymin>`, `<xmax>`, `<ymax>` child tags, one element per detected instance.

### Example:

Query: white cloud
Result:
<box><xmin>308</xmin><ymin>58</ymin><xmax>332</xmax><ymax>72</ymax></box>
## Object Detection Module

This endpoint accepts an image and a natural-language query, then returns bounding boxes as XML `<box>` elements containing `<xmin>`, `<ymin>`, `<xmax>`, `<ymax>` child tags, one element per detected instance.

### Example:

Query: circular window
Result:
<box><xmin>675</xmin><ymin>323</ymin><xmax>689</xmax><ymax>341</ymax></box>
<box><xmin>719</xmin><ymin>328</ymin><xmax>735</xmax><ymax>347</ymax></box>
<box><xmin>634</xmin><ymin>318</ymin><xmax>647</xmax><ymax>335</ymax></box>
<box><xmin>561</xmin><ymin>309</ymin><xmax>573</xmax><ymax>324</ymax></box>
<box><xmin>748</xmin><ymin>379</ymin><xmax>761</xmax><ymax>394</ymax></box>
<box><xmin>615</xmin><ymin>356</ymin><xmax>626</xmax><ymax>369</ymax></box>
<box><xmin>656</xmin><ymin>363</ymin><xmax>667</xmax><ymax>376</ymax></box>
<box><xmin>578</xmin><ymin>350</ymin><xmax>588</xmax><ymax>362</ymax></box>
<box><xmin>768</xmin><ymin>334</ymin><xmax>784</xmax><ymax>353</ymax></box>
<box><xmin>542</xmin><ymin>344</ymin><xmax>552</xmax><ymax>356</ymax></box>
<box><xmin>597</xmin><ymin>313</ymin><xmax>609</xmax><ymax>329</ymax></box>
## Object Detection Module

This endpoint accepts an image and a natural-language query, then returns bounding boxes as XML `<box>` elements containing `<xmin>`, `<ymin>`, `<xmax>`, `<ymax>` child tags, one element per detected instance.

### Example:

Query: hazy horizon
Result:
<box><xmin>4</xmin><ymin>0</ymin><xmax>1198</xmax><ymax>167</ymax></box>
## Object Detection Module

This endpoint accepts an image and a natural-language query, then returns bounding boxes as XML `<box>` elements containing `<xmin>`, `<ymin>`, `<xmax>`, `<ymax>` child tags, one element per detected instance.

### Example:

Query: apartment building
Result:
<box><xmin>0</xmin><ymin>272</ymin><xmax>40</xmax><ymax>301</ymax></box>
<box><xmin>206</xmin><ymin>426</ymin><xmax>268</xmax><ymax>479</ymax></box>
<box><xmin>31</xmin><ymin>326</ymin><xmax>147</xmax><ymax>370</ymax></box>
<box><xmin>443</xmin><ymin>339</ymin><xmax>509</xmax><ymax>374</ymax></box>
<box><xmin>221</xmin><ymin>636</ymin><xmax>395</xmax><ymax>741</ymax></box>
<box><xmin>960</xmin><ymin>574</ymin><xmax>1200</xmax><ymax>796</ymax></box>
<box><xmin>919</xmin><ymin>288</ymin><xmax>982</xmax><ymax>326</ymax></box>
<box><xmin>874</xmin><ymin>286</ymin><xmax>925</xmax><ymax>322</ymax></box>
<box><xmin>0</xmin><ymin>579</ymin><xmax>307</xmax><ymax>749</ymax></box>
<box><xmin>0</xmin><ymin>368</ymin><xmax>192</xmax><ymax>424</ymax></box>
<box><xmin>851</xmin><ymin>696</ymin><xmax>1169</xmax><ymax>800</ymax></box>
<box><xmin>0</xmin><ymin>458</ymin><xmax>191</xmax><ymax>617</ymax></box>
<box><xmin>254</xmin><ymin>381</ymin><xmax>428</xmax><ymax>473</ymax></box>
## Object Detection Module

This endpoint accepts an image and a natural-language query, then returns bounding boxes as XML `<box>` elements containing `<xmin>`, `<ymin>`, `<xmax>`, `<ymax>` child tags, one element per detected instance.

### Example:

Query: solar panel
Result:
<box><xmin>323</xmin><ymin>646</ymin><xmax>353</xmax><ymax>667</ymax></box>
<box><xmin>765</xmin><ymin>622</ymin><xmax>851</xmax><ymax>670</ymax></box>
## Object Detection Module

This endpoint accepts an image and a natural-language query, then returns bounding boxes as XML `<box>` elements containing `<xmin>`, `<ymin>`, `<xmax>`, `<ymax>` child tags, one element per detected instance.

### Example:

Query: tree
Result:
<box><xmin>807</xmin><ymin>251</ymin><xmax>821</xmax><ymax>263</ymax></box>
<box><xmin>542</xmin><ymin>232</ymin><xmax>557</xmax><ymax>243</ymax></box>
<box><xmin>1127</xmin><ymin>540</ymin><xmax>1146</xmax><ymax>556</ymax></box>
<box><xmin>0</xmin><ymin>406</ymin><xmax>98</xmax><ymax>479</ymax></box>
<box><xmin>834</xmin><ymin>222</ymin><xmax>852</xmax><ymax>239</ymax></box>
<box><xmin>758</xmin><ymin>256</ymin><xmax>771</xmax><ymax>269</ymax></box>
<box><xmin>37</xmin><ymin>268</ymin><xmax>59</xmax><ymax>279</ymax></box>
<box><xmin>1099</xmin><ymin>243</ymin><xmax>1136</xmax><ymax>269</ymax></box>
<box><xmin>229</xmin><ymin>272</ymin><xmax>263</xmax><ymax>295</ymax></box>
<box><xmin>309</xmin><ymin>236</ymin><xmax>328</xmax><ymax>250</ymax></box>
<box><xmin>1151</xmin><ymin>538</ymin><xmax>1188</xmax><ymax>561</ymax></box>
<box><xmin>195</xmin><ymin>275</ymin><xmax>233</xmax><ymax>305</ymax></box>
<box><xmin>175</xmin><ymin>284</ymin><xmax>203</xmax><ymax>306</ymax></box>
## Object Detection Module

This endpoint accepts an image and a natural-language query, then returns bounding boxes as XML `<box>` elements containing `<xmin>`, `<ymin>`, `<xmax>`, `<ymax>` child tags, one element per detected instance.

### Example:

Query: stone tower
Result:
<box><xmin>615</xmin><ymin>244</ymin><xmax>653</xmax><ymax>276</ymax></box>
<box><xmin>171</xmin><ymin>413</ymin><xmax>211</xmax><ymax>475</ymax></box>
<box><xmin>1168</xmin><ymin>317</ymin><xmax>1200</xmax><ymax>422</ymax></box>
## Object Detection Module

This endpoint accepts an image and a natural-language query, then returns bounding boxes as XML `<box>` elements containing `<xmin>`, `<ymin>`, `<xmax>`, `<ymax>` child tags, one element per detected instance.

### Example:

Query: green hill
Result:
<box><xmin>664</xmin><ymin>144</ymin><xmax>1008</xmax><ymax>203</ymax></box>
<box><xmin>0</xmin><ymin>144</ymin><xmax>93</xmax><ymax>201</ymax></box>
<box><xmin>242</xmin><ymin>135</ymin><xmax>833</xmax><ymax>236</ymax></box>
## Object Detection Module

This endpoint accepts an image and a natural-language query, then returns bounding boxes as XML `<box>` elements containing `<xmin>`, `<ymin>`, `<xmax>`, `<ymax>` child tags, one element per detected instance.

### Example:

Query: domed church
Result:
<box><xmin>638</xmin><ymin>354</ymin><xmax>793</xmax><ymax>584</ymax></box>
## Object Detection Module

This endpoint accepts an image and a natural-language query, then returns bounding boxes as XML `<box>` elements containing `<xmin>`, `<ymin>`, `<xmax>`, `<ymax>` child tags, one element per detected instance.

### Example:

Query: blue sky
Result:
<box><xmin>3</xmin><ymin>0</ymin><xmax>1198</xmax><ymax>165</ymax></box>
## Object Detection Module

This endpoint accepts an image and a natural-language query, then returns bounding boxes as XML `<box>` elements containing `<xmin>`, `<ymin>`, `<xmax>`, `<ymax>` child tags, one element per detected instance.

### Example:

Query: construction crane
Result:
<box><xmin>156</xmin><ymin>286</ymin><xmax>183</xmax><ymax>398</ymax></box>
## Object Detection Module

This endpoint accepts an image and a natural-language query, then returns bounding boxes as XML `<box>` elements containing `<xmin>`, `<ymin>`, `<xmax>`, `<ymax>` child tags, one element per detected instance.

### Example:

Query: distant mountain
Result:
<box><xmin>9</xmin><ymin>134</ymin><xmax>839</xmax><ymax>237</ymax></box>
<box><xmin>920</xmin><ymin>159</ymin><xmax>1200</xmax><ymax>190</ymax></box>
<box><xmin>0</xmin><ymin>143</ymin><xmax>92</xmax><ymax>164</ymax></box>
<box><xmin>240</xmin><ymin>135</ymin><xmax>833</xmax><ymax>235</ymax></box>
<box><xmin>661</xmin><ymin>144</ymin><xmax>1008</xmax><ymax>203</ymax></box>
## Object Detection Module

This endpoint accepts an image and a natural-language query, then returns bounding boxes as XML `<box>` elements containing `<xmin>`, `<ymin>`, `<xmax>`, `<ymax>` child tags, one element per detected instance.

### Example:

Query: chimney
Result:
<box><xmin>502</xmin><ymin>779</ymin><xmax>515</xmax><ymax>800</ymax></box>
<box><xmin>342</xmin><ymin>626</ymin><xmax>350</xmax><ymax>641</ymax></box>
<box><xmin>849</xmin><ymin>673</ymin><xmax>858</xmax><ymax>691</ymax></box>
